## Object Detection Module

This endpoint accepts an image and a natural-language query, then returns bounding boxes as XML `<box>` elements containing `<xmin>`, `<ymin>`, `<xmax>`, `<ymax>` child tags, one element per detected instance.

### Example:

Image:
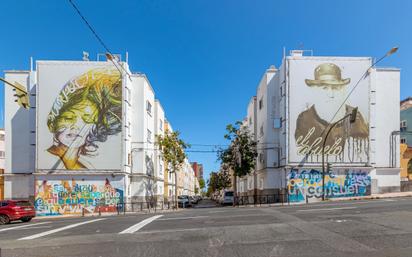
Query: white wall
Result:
<box><xmin>0</xmin><ymin>130</ymin><xmax>5</xmax><ymax>170</ymax></box>
<box><xmin>370</xmin><ymin>68</ymin><xmax>400</xmax><ymax>168</ymax></box>
<box><xmin>4</xmin><ymin>175</ymin><xmax>34</xmax><ymax>200</ymax></box>
<box><xmin>5</xmin><ymin>71</ymin><xmax>34</xmax><ymax>174</ymax></box>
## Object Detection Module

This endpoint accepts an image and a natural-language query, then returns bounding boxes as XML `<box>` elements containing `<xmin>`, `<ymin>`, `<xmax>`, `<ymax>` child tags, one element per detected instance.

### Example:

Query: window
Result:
<box><xmin>159</xmin><ymin>119</ymin><xmax>163</xmax><ymax>131</ymax></box>
<box><xmin>259</xmin><ymin>153</ymin><xmax>264</xmax><ymax>163</ymax></box>
<box><xmin>401</xmin><ymin>138</ymin><xmax>407</xmax><ymax>144</ymax></box>
<box><xmin>159</xmin><ymin>161</ymin><xmax>163</xmax><ymax>176</ymax></box>
<box><xmin>259</xmin><ymin>98</ymin><xmax>263</xmax><ymax>110</ymax></box>
<box><xmin>147</xmin><ymin>129</ymin><xmax>152</xmax><ymax>143</ymax></box>
<box><xmin>0</xmin><ymin>151</ymin><xmax>5</xmax><ymax>158</ymax></box>
<box><xmin>249</xmin><ymin>117</ymin><xmax>252</xmax><ymax>125</ymax></box>
<box><xmin>260</xmin><ymin>124</ymin><xmax>264</xmax><ymax>136</ymax></box>
<box><xmin>401</xmin><ymin>120</ymin><xmax>407</xmax><ymax>131</ymax></box>
<box><xmin>0</xmin><ymin>134</ymin><xmax>4</xmax><ymax>141</ymax></box>
<box><xmin>274</xmin><ymin>118</ymin><xmax>282</xmax><ymax>129</ymax></box>
<box><xmin>146</xmin><ymin>101</ymin><xmax>152</xmax><ymax>115</ymax></box>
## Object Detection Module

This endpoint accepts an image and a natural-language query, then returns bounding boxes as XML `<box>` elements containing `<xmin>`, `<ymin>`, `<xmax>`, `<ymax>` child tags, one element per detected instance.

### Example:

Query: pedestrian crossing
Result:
<box><xmin>18</xmin><ymin>218</ymin><xmax>106</xmax><ymax>240</ymax></box>
<box><xmin>0</xmin><ymin>215</ymin><xmax>164</xmax><ymax>241</ymax></box>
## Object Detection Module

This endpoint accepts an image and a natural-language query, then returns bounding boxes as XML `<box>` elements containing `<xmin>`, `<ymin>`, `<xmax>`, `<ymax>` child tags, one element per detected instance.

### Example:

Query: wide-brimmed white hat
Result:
<box><xmin>305</xmin><ymin>63</ymin><xmax>350</xmax><ymax>87</ymax></box>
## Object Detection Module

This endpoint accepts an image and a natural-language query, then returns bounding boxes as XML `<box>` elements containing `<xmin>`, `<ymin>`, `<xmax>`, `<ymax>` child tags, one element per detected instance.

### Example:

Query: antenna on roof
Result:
<box><xmin>82</xmin><ymin>51</ymin><xmax>90</xmax><ymax>61</ymax></box>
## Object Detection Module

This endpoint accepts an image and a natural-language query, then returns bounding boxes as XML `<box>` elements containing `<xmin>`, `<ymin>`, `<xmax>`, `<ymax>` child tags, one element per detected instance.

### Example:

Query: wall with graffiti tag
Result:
<box><xmin>34</xmin><ymin>176</ymin><xmax>124</xmax><ymax>216</ymax></box>
<box><xmin>287</xmin><ymin>169</ymin><xmax>371</xmax><ymax>202</ymax></box>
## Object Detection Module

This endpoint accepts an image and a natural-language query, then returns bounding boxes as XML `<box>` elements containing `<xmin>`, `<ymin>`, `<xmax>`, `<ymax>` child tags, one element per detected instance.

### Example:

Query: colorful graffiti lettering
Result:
<box><xmin>287</xmin><ymin>169</ymin><xmax>371</xmax><ymax>202</ymax></box>
<box><xmin>35</xmin><ymin>178</ymin><xmax>124</xmax><ymax>216</ymax></box>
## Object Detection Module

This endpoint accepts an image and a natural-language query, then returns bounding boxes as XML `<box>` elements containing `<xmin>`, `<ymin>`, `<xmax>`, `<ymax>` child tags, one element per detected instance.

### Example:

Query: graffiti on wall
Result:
<box><xmin>35</xmin><ymin>178</ymin><xmax>124</xmax><ymax>216</ymax></box>
<box><xmin>287</xmin><ymin>169</ymin><xmax>371</xmax><ymax>202</ymax></box>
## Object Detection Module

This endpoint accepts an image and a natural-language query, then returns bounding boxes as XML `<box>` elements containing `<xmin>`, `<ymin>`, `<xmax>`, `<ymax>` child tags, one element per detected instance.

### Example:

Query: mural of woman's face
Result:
<box><xmin>55</xmin><ymin>99</ymin><xmax>98</xmax><ymax>148</ymax></box>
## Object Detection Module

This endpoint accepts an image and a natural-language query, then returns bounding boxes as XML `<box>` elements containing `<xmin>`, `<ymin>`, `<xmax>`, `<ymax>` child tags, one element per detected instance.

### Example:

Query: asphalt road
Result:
<box><xmin>1</xmin><ymin>198</ymin><xmax>412</xmax><ymax>257</ymax></box>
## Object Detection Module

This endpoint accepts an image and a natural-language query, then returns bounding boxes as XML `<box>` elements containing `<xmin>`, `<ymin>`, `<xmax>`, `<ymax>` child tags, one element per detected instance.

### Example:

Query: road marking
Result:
<box><xmin>0</xmin><ymin>222</ymin><xmax>51</xmax><ymax>232</ymax></box>
<box><xmin>119</xmin><ymin>215</ymin><xmax>163</xmax><ymax>234</ymax></box>
<box><xmin>379</xmin><ymin>198</ymin><xmax>395</xmax><ymax>202</ymax></box>
<box><xmin>137</xmin><ymin>227</ymin><xmax>203</xmax><ymax>234</ymax></box>
<box><xmin>158</xmin><ymin>215</ymin><xmax>208</xmax><ymax>221</ymax></box>
<box><xmin>296</xmin><ymin>207</ymin><xmax>356</xmax><ymax>212</ymax></box>
<box><xmin>18</xmin><ymin>218</ymin><xmax>105</xmax><ymax>240</ymax></box>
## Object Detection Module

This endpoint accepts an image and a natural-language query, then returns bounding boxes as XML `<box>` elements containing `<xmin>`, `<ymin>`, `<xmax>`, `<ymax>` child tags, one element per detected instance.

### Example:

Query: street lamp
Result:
<box><xmin>321</xmin><ymin>46</ymin><xmax>399</xmax><ymax>201</ymax></box>
<box><xmin>321</xmin><ymin>107</ymin><xmax>357</xmax><ymax>201</ymax></box>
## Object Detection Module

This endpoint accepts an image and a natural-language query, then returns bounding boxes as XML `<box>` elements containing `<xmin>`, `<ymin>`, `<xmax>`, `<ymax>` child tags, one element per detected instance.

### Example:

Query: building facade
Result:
<box><xmin>0</xmin><ymin>129</ymin><xmax>4</xmax><ymax>200</ymax></box>
<box><xmin>236</xmin><ymin>51</ymin><xmax>401</xmax><ymax>203</ymax></box>
<box><xmin>3</xmin><ymin>57</ymin><xmax>195</xmax><ymax>215</ymax></box>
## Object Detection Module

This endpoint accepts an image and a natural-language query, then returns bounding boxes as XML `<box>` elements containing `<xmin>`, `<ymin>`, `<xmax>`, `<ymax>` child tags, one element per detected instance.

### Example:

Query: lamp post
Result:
<box><xmin>321</xmin><ymin>108</ymin><xmax>357</xmax><ymax>201</ymax></box>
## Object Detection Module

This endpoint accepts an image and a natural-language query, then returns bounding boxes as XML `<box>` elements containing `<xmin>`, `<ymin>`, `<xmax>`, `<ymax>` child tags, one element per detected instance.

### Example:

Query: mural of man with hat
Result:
<box><xmin>295</xmin><ymin>63</ymin><xmax>369</xmax><ymax>161</ymax></box>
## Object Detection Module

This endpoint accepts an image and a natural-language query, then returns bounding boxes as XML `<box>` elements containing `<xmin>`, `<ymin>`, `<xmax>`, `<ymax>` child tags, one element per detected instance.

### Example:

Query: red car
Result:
<box><xmin>0</xmin><ymin>200</ymin><xmax>36</xmax><ymax>225</ymax></box>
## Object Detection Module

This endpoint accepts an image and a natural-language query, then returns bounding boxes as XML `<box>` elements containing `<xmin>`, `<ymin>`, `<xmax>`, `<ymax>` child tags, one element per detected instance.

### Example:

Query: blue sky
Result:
<box><xmin>1</xmin><ymin>0</ymin><xmax>411</xmax><ymax>181</ymax></box>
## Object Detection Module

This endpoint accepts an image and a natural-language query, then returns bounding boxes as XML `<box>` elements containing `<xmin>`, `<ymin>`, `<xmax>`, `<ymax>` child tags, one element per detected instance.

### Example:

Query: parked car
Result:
<box><xmin>220</xmin><ymin>190</ymin><xmax>234</xmax><ymax>205</ymax></box>
<box><xmin>190</xmin><ymin>196</ymin><xmax>200</xmax><ymax>205</ymax></box>
<box><xmin>178</xmin><ymin>195</ymin><xmax>191</xmax><ymax>208</ymax></box>
<box><xmin>0</xmin><ymin>200</ymin><xmax>36</xmax><ymax>225</ymax></box>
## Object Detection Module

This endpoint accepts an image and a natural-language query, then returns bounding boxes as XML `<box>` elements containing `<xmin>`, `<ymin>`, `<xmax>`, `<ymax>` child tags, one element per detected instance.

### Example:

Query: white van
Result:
<box><xmin>221</xmin><ymin>190</ymin><xmax>234</xmax><ymax>205</ymax></box>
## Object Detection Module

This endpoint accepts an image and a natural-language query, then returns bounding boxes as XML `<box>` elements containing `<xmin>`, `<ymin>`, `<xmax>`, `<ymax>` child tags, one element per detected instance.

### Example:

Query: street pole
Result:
<box><xmin>321</xmin><ymin>108</ymin><xmax>357</xmax><ymax>201</ymax></box>
<box><xmin>320</xmin><ymin>47</ymin><xmax>398</xmax><ymax>201</ymax></box>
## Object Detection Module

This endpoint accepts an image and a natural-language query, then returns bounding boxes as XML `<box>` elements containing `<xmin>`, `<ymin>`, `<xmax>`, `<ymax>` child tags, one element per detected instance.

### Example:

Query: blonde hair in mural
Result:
<box><xmin>46</xmin><ymin>68</ymin><xmax>122</xmax><ymax>170</ymax></box>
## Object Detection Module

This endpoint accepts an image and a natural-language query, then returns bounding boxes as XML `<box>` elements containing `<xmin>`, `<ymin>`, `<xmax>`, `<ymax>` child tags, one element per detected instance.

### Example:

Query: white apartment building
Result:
<box><xmin>0</xmin><ymin>129</ymin><xmax>5</xmax><ymax>200</ymax></box>
<box><xmin>237</xmin><ymin>50</ymin><xmax>401</xmax><ymax>203</ymax></box>
<box><xmin>3</xmin><ymin>57</ymin><xmax>193</xmax><ymax>215</ymax></box>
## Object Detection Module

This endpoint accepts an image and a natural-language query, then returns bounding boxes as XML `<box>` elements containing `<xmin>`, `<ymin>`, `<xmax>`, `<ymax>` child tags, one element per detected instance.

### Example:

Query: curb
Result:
<box><xmin>33</xmin><ymin>208</ymin><xmax>181</xmax><ymax>220</ymax></box>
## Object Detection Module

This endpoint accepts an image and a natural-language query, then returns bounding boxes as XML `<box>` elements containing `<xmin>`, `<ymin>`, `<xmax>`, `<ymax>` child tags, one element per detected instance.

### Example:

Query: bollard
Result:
<box><xmin>99</xmin><ymin>206</ymin><xmax>101</xmax><ymax>216</ymax></box>
<box><xmin>124</xmin><ymin>203</ymin><xmax>126</xmax><ymax>215</ymax></box>
<box><xmin>140</xmin><ymin>202</ymin><xmax>143</xmax><ymax>211</ymax></box>
<box><xmin>82</xmin><ymin>207</ymin><xmax>85</xmax><ymax>217</ymax></box>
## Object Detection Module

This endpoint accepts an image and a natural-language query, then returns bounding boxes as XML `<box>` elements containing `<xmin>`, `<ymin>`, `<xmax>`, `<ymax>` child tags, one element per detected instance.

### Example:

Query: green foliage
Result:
<box><xmin>198</xmin><ymin>178</ymin><xmax>206</xmax><ymax>190</ymax></box>
<box><xmin>156</xmin><ymin>130</ymin><xmax>189</xmax><ymax>174</ymax></box>
<box><xmin>218</xmin><ymin>121</ymin><xmax>258</xmax><ymax>178</ymax></box>
<box><xmin>206</xmin><ymin>170</ymin><xmax>231</xmax><ymax>195</ymax></box>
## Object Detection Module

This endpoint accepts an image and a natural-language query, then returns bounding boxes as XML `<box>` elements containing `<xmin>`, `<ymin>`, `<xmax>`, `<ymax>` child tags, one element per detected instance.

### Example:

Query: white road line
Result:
<box><xmin>0</xmin><ymin>222</ymin><xmax>51</xmax><ymax>232</ymax></box>
<box><xmin>18</xmin><ymin>218</ymin><xmax>105</xmax><ymax>240</ymax></box>
<box><xmin>158</xmin><ymin>215</ymin><xmax>208</xmax><ymax>221</ymax></box>
<box><xmin>296</xmin><ymin>207</ymin><xmax>357</xmax><ymax>212</ymax></box>
<box><xmin>119</xmin><ymin>215</ymin><xmax>163</xmax><ymax>234</ymax></box>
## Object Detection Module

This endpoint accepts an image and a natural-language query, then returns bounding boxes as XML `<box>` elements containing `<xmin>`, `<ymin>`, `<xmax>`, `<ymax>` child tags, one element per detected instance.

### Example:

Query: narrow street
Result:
<box><xmin>2</xmin><ymin>198</ymin><xmax>412</xmax><ymax>257</ymax></box>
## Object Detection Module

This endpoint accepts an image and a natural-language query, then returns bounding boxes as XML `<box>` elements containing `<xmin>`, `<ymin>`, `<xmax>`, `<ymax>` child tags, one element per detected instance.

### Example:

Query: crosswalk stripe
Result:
<box><xmin>119</xmin><ymin>215</ymin><xmax>163</xmax><ymax>234</ymax></box>
<box><xmin>0</xmin><ymin>222</ymin><xmax>51</xmax><ymax>232</ymax></box>
<box><xmin>18</xmin><ymin>218</ymin><xmax>105</xmax><ymax>240</ymax></box>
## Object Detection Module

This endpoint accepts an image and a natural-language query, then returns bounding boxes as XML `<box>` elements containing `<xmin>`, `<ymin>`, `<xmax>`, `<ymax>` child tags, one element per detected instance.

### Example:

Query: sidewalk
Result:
<box><xmin>33</xmin><ymin>208</ymin><xmax>181</xmax><ymax>220</ymax></box>
<box><xmin>234</xmin><ymin>191</ymin><xmax>412</xmax><ymax>209</ymax></box>
<box><xmin>328</xmin><ymin>191</ymin><xmax>412</xmax><ymax>202</ymax></box>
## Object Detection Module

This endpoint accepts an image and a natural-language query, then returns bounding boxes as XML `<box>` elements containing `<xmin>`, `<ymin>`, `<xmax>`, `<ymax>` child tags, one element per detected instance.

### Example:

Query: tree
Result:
<box><xmin>218</xmin><ymin>121</ymin><xmax>257</xmax><ymax>205</ymax></box>
<box><xmin>198</xmin><ymin>178</ymin><xmax>206</xmax><ymax>191</ymax></box>
<box><xmin>206</xmin><ymin>169</ymin><xmax>232</xmax><ymax>197</ymax></box>
<box><xmin>156</xmin><ymin>130</ymin><xmax>189</xmax><ymax>208</ymax></box>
